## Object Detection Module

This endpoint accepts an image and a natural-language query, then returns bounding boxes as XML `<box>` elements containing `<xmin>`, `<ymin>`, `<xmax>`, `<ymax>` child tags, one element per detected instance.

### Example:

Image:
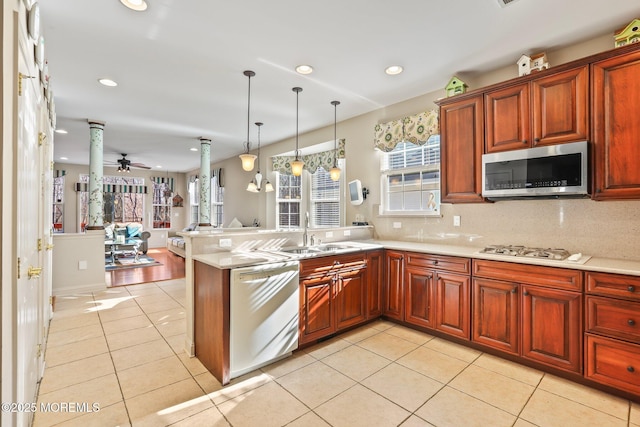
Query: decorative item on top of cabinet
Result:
<box><xmin>614</xmin><ymin>18</ymin><xmax>640</xmax><ymax>48</ymax></box>
<box><xmin>437</xmin><ymin>94</ymin><xmax>485</xmax><ymax>203</ymax></box>
<box><xmin>517</xmin><ymin>52</ymin><xmax>549</xmax><ymax>76</ymax></box>
<box><xmin>585</xmin><ymin>271</ymin><xmax>640</xmax><ymax>396</ymax></box>
<box><xmin>485</xmin><ymin>65</ymin><xmax>588</xmax><ymax>153</ymax></box>
<box><xmin>445</xmin><ymin>76</ymin><xmax>468</xmax><ymax>97</ymax></box>
<box><xmin>592</xmin><ymin>48</ymin><xmax>640</xmax><ymax>200</ymax></box>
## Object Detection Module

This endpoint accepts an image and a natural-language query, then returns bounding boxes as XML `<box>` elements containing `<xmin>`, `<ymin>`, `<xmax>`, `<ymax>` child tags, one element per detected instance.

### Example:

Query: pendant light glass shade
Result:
<box><xmin>246</xmin><ymin>122</ymin><xmax>274</xmax><ymax>192</ymax></box>
<box><xmin>291</xmin><ymin>87</ymin><xmax>304</xmax><ymax>176</ymax></box>
<box><xmin>330</xmin><ymin>100</ymin><xmax>341</xmax><ymax>181</ymax></box>
<box><xmin>239</xmin><ymin>70</ymin><xmax>257</xmax><ymax>171</ymax></box>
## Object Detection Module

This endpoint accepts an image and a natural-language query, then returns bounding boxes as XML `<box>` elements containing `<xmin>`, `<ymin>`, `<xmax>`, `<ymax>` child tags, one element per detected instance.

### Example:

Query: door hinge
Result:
<box><xmin>38</xmin><ymin>238</ymin><xmax>43</xmax><ymax>251</ymax></box>
<box><xmin>17</xmin><ymin>258</ymin><xmax>21</xmax><ymax>279</ymax></box>
<box><xmin>50</xmin><ymin>161</ymin><xmax>54</xmax><ymax>171</ymax></box>
<box><xmin>38</xmin><ymin>132</ymin><xmax>46</xmax><ymax>146</ymax></box>
<box><xmin>18</xmin><ymin>72</ymin><xmax>35</xmax><ymax>96</ymax></box>
<box><xmin>36</xmin><ymin>344</ymin><xmax>42</xmax><ymax>358</ymax></box>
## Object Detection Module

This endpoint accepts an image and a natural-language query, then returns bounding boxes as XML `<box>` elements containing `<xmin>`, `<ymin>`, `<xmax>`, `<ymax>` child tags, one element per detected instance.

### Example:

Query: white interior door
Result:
<box><xmin>13</xmin><ymin>31</ymin><xmax>45</xmax><ymax>426</ymax></box>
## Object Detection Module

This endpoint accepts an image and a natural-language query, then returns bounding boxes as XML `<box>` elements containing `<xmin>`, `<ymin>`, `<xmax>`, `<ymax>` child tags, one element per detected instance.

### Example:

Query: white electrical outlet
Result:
<box><xmin>78</xmin><ymin>260</ymin><xmax>87</xmax><ymax>270</ymax></box>
<box><xmin>453</xmin><ymin>215</ymin><xmax>461</xmax><ymax>227</ymax></box>
<box><xmin>343</xmin><ymin>230</ymin><xmax>351</xmax><ymax>236</ymax></box>
<box><xmin>219</xmin><ymin>238</ymin><xmax>232</xmax><ymax>248</ymax></box>
<box><xmin>393</xmin><ymin>222</ymin><xmax>402</xmax><ymax>229</ymax></box>
<box><xmin>325</xmin><ymin>231</ymin><xmax>334</xmax><ymax>238</ymax></box>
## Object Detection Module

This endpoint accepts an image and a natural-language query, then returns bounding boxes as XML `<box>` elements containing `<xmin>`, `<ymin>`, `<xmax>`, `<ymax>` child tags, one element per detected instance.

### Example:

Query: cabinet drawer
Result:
<box><xmin>405</xmin><ymin>252</ymin><xmax>471</xmax><ymax>274</ymax></box>
<box><xmin>300</xmin><ymin>253</ymin><xmax>367</xmax><ymax>277</ymax></box>
<box><xmin>586</xmin><ymin>296</ymin><xmax>640</xmax><ymax>343</ymax></box>
<box><xmin>473</xmin><ymin>259</ymin><xmax>582</xmax><ymax>291</ymax></box>
<box><xmin>586</xmin><ymin>272</ymin><xmax>640</xmax><ymax>301</ymax></box>
<box><xmin>585</xmin><ymin>334</ymin><xmax>640</xmax><ymax>395</ymax></box>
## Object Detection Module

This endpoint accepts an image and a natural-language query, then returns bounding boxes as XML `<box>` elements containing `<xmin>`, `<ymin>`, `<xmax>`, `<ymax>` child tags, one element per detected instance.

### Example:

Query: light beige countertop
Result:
<box><xmin>193</xmin><ymin>239</ymin><xmax>640</xmax><ymax>277</ymax></box>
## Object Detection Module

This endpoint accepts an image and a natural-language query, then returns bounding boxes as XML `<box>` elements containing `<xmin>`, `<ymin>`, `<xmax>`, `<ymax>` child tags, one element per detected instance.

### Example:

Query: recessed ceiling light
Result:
<box><xmin>190</xmin><ymin>147</ymin><xmax>198</xmax><ymax>152</ymax></box>
<box><xmin>54</xmin><ymin>129</ymin><xmax>68</xmax><ymax>134</ymax></box>
<box><xmin>98</xmin><ymin>78</ymin><xmax>118</xmax><ymax>87</ymax></box>
<box><xmin>295</xmin><ymin>65</ymin><xmax>313</xmax><ymax>75</ymax></box>
<box><xmin>60</xmin><ymin>157</ymin><xmax>68</xmax><ymax>160</ymax></box>
<box><xmin>385</xmin><ymin>65</ymin><xmax>404</xmax><ymax>75</ymax></box>
<box><xmin>120</xmin><ymin>0</ymin><xmax>148</xmax><ymax>11</ymax></box>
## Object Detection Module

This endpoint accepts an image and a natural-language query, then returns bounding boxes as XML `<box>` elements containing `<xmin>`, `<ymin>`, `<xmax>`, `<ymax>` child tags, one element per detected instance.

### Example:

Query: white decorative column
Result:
<box><xmin>198</xmin><ymin>137</ymin><xmax>211</xmax><ymax>228</ymax></box>
<box><xmin>86</xmin><ymin>120</ymin><xmax>105</xmax><ymax>231</ymax></box>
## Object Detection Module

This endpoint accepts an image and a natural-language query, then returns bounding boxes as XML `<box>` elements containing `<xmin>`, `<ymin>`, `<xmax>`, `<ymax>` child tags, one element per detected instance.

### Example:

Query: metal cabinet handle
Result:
<box><xmin>534</xmin><ymin>138</ymin><xmax>540</xmax><ymax>142</ymax></box>
<box><xmin>628</xmin><ymin>319</ymin><xmax>636</xmax><ymax>326</ymax></box>
<box><xmin>511</xmin><ymin>287</ymin><xmax>518</xmax><ymax>293</ymax></box>
<box><xmin>628</xmin><ymin>285</ymin><xmax>636</xmax><ymax>293</ymax></box>
<box><xmin>523</xmin><ymin>290</ymin><xmax>529</xmax><ymax>296</ymax></box>
<box><xmin>433</xmin><ymin>260</ymin><xmax>438</xmax><ymax>265</ymax></box>
<box><xmin>522</xmin><ymin>140</ymin><xmax>528</xmax><ymax>144</ymax></box>
<box><xmin>628</xmin><ymin>366</ymin><xmax>635</xmax><ymax>373</ymax></box>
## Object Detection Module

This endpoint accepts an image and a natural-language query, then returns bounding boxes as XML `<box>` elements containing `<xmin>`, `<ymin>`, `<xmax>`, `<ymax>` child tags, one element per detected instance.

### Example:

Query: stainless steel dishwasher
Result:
<box><xmin>229</xmin><ymin>260</ymin><xmax>300</xmax><ymax>379</ymax></box>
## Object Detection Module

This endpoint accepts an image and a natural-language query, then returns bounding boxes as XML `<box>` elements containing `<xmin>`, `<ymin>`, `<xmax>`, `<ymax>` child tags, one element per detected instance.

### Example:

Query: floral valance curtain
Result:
<box><xmin>272</xmin><ymin>139</ymin><xmax>346</xmax><ymax>175</ymax></box>
<box><xmin>374</xmin><ymin>110</ymin><xmax>439</xmax><ymax>152</ymax></box>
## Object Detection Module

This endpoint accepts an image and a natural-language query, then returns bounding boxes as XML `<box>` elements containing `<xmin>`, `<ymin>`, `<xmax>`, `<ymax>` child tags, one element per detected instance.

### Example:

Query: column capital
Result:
<box><xmin>198</xmin><ymin>137</ymin><xmax>212</xmax><ymax>144</ymax></box>
<box><xmin>88</xmin><ymin>119</ymin><xmax>105</xmax><ymax>128</ymax></box>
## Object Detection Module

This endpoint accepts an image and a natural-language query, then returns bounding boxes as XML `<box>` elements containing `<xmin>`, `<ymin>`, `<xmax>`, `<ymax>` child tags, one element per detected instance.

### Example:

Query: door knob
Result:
<box><xmin>28</xmin><ymin>266</ymin><xmax>43</xmax><ymax>279</ymax></box>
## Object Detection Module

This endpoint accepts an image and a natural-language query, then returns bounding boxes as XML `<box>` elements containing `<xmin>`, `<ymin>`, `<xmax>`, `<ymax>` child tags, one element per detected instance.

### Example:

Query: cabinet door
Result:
<box><xmin>435</xmin><ymin>272</ymin><xmax>470</xmax><ymax>339</ymax></box>
<box><xmin>472</xmin><ymin>278</ymin><xmax>519</xmax><ymax>354</ymax></box>
<box><xmin>366</xmin><ymin>250</ymin><xmax>384</xmax><ymax>319</ymax></box>
<box><xmin>531</xmin><ymin>65</ymin><xmax>588</xmax><ymax>147</ymax></box>
<box><xmin>404</xmin><ymin>266</ymin><xmax>436</xmax><ymax>329</ymax></box>
<box><xmin>384</xmin><ymin>250</ymin><xmax>405</xmax><ymax>320</ymax></box>
<box><xmin>485</xmin><ymin>83</ymin><xmax>531</xmax><ymax>153</ymax></box>
<box><xmin>592</xmin><ymin>49</ymin><xmax>640</xmax><ymax>200</ymax></box>
<box><xmin>299</xmin><ymin>275</ymin><xmax>334</xmax><ymax>345</ymax></box>
<box><xmin>335</xmin><ymin>267</ymin><xmax>367</xmax><ymax>330</ymax></box>
<box><xmin>439</xmin><ymin>95</ymin><xmax>485</xmax><ymax>203</ymax></box>
<box><xmin>521</xmin><ymin>285</ymin><xmax>582</xmax><ymax>372</ymax></box>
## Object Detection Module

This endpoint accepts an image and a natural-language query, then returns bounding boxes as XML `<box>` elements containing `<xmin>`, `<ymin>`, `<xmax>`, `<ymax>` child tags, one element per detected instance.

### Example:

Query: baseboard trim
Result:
<box><xmin>52</xmin><ymin>282</ymin><xmax>107</xmax><ymax>298</ymax></box>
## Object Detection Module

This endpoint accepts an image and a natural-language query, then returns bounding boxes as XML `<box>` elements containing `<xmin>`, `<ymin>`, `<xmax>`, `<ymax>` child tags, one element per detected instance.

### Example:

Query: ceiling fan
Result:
<box><xmin>106</xmin><ymin>153</ymin><xmax>151</xmax><ymax>172</ymax></box>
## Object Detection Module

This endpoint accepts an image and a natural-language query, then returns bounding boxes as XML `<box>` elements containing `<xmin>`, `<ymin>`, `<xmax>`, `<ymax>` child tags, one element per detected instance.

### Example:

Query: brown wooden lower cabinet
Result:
<box><xmin>404</xmin><ymin>265</ymin><xmax>435</xmax><ymax>329</ymax></box>
<box><xmin>383</xmin><ymin>250</ymin><xmax>405</xmax><ymax>321</ymax></box>
<box><xmin>435</xmin><ymin>271</ymin><xmax>470</xmax><ymax>339</ymax></box>
<box><xmin>366</xmin><ymin>250</ymin><xmax>384</xmax><ymax>318</ymax></box>
<box><xmin>472</xmin><ymin>277</ymin><xmax>519</xmax><ymax>354</ymax></box>
<box><xmin>521</xmin><ymin>284</ymin><xmax>582</xmax><ymax>373</ymax></box>
<box><xmin>586</xmin><ymin>334</ymin><xmax>640</xmax><ymax>395</ymax></box>
<box><xmin>299</xmin><ymin>252</ymin><xmax>373</xmax><ymax>346</ymax></box>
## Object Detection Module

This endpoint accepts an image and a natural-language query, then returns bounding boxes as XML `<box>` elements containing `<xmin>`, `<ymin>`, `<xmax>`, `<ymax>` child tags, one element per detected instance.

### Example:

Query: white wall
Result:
<box><xmin>52</xmin><ymin>232</ymin><xmax>106</xmax><ymax>295</ymax></box>
<box><xmin>204</xmin><ymin>31</ymin><xmax>640</xmax><ymax>260</ymax></box>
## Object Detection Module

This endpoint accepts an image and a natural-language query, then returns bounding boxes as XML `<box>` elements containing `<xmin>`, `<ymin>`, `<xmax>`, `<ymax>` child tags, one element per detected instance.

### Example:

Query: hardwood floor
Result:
<box><xmin>105</xmin><ymin>247</ymin><xmax>185</xmax><ymax>287</ymax></box>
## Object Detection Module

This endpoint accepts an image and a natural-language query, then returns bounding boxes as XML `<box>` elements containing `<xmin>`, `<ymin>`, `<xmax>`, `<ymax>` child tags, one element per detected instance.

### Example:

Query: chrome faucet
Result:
<box><xmin>303</xmin><ymin>212</ymin><xmax>310</xmax><ymax>246</ymax></box>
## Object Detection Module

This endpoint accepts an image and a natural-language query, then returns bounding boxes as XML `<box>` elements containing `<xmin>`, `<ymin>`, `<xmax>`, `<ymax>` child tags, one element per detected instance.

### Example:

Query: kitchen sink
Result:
<box><xmin>317</xmin><ymin>244</ymin><xmax>350</xmax><ymax>252</ymax></box>
<box><xmin>279</xmin><ymin>247</ymin><xmax>322</xmax><ymax>255</ymax></box>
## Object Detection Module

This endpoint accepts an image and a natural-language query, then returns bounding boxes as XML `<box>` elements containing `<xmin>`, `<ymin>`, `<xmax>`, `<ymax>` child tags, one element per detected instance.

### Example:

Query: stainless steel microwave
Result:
<box><xmin>481</xmin><ymin>141</ymin><xmax>589</xmax><ymax>199</ymax></box>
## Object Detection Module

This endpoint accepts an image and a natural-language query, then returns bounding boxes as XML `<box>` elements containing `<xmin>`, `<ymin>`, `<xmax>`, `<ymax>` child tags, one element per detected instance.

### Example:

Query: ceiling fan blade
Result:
<box><xmin>130</xmin><ymin>162</ymin><xmax>151</xmax><ymax>169</ymax></box>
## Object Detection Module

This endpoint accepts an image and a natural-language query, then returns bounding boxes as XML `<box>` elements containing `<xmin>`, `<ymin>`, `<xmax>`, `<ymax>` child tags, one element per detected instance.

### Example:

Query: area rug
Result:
<box><xmin>105</xmin><ymin>254</ymin><xmax>163</xmax><ymax>271</ymax></box>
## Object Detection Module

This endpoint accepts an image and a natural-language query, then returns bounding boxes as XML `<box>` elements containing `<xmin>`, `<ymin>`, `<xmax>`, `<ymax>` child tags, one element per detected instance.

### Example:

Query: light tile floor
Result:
<box><xmin>33</xmin><ymin>279</ymin><xmax>639</xmax><ymax>427</ymax></box>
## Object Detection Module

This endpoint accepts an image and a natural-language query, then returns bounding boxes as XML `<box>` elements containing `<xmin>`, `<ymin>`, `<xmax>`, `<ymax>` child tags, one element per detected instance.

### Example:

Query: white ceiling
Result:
<box><xmin>39</xmin><ymin>0</ymin><xmax>639</xmax><ymax>172</ymax></box>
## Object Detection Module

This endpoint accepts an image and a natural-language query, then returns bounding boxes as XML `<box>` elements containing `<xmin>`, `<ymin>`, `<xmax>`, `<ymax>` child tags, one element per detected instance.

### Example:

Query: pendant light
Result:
<box><xmin>329</xmin><ymin>100</ymin><xmax>341</xmax><ymax>181</ymax></box>
<box><xmin>291</xmin><ymin>87</ymin><xmax>304</xmax><ymax>176</ymax></box>
<box><xmin>239</xmin><ymin>70</ymin><xmax>257</xmax><ymax>171</ymax></box>
<box><xmin>246</xmin><ymin>122</ymin><xmax>274</xmax><ymax>192</ymax></box>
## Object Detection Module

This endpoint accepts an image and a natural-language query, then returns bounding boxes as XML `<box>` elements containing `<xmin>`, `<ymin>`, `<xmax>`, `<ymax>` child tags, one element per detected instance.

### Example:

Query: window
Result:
<box><xmin>276</xmin><ymin>174</ymin><xmax>301</xmax><ymax>229</ymax></box>
<box><xmin>152</xmin><ymin>181</ymin><xmax>172</xmax><ymax>229</ymax></box>
<box><xmin>380</xmin><ymin>135</ymin><xmax>440</xmax><ymax>215</ymax></box>
<box><xmin>78</xmin><ymin>175</ymin><xmax>145</xmax><ymax>230</ymax></box>
<box><xmin>310</xmin><ymin>167</ymin><xmax>340</xmax><ymax>227</ymax></box>
<box><xmin>189</xmin><ymin>175</ymin><xmax>224</xmax><ymax>227</ymax></box>
<box><xmin>276</xmin><ymin>162</ymin><xmax>343</xmax><ymax>230</ymax></box>
<box><xmin>52</xmin><ymin>175</ymin><xmax>64</xmax><ymax>233</ymax></box>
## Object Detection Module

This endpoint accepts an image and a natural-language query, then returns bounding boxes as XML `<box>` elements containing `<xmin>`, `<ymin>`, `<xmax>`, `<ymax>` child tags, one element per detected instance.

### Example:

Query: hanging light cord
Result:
<box><xmin>293</xmin><ymin>87</ymin><xmax>302</xmax><ymax>160</ymax></box>
<box><xmin>332</xmin><ymin>100</ymin><xmax>340</xmax><ymax>167</ymax></box>
<box><xmin>244</xmin><ymin>70</ymin><xmax>255</xmax><ymax>153</ymax></box>
<box><xmin>256</xmin><ymin>122</ymin><xmax>262</xmax><ymax>171</ymax></box>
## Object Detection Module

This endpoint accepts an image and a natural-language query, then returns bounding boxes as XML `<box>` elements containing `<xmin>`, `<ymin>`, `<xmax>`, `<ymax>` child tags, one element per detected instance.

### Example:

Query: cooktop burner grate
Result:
<box><xmin>479</xmin><ymin>245</ymin><xmax>571</xmax><ymax>260</ymax></box>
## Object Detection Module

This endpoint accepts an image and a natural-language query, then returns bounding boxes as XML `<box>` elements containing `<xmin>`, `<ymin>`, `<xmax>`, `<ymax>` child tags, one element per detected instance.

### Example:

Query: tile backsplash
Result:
<box><xmin>372</xmin><ymin>199</ymin><xmax>640</xmax><ymax>260</ymax></box>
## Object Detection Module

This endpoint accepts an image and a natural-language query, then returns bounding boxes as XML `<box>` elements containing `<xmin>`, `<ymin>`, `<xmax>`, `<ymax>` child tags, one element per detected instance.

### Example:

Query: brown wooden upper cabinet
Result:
<box><xmin>485</xmin><ymin>66</ymin><xmax>589</xmax><ymax>153</ymax></box>
<box><xmin>592</xmin><ymin>49</ymin><xmax>640</xmax><ymax>200</ymax></box>
<box><xmin>439</xmin><ymin>95</ymin><xmax>485</xmax><ymax>203</ymax></box>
